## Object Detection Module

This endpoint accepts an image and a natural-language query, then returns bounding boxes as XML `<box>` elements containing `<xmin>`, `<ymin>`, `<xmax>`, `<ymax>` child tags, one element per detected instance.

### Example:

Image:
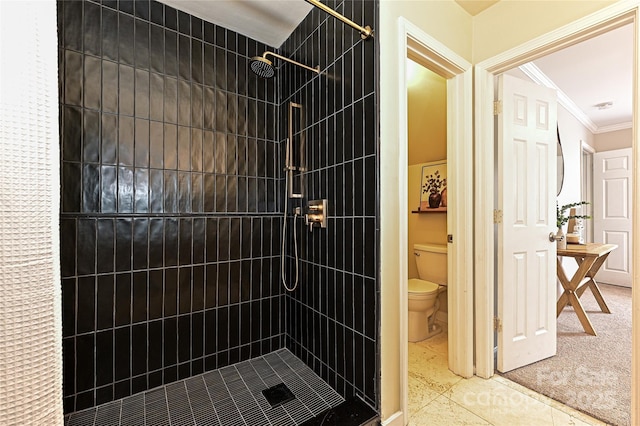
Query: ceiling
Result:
<box><xmin>158</xmin><ymin>0</ymin><xmax>313</xmax><ymax>48</ymax></box>
<box><xmin>512</xmin><ymin>23</ymin><xmax>633</xmax><ymax>134</ymax></box>
<box><xmin>454</xmin><ymin>0</ymin><xmax>500</xmax><ymax>16</ymax></box>
<box><xmin>158</xmin><ymin>0</ymin><xmax>499</xmax><ymax>49</ymax></box>
<box><xmin>160</xmin><ymin>1</ymin><xmax>632</xmax><ymax>135</ymax></box>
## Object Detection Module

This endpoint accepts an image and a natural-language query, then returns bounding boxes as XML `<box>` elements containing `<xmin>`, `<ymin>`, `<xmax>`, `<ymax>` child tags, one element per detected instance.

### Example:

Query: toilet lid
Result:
<box><xmin>408</xmin><ymin>278</ymin><xmax>439</xmax><ymax>294</ymax></box>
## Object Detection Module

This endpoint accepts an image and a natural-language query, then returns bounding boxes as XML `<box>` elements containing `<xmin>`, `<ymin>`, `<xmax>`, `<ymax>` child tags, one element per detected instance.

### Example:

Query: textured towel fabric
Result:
<box><xmin>0</xmin><ymin>1</ymin><xmax>63</xmax><ymax>425</ymax></box>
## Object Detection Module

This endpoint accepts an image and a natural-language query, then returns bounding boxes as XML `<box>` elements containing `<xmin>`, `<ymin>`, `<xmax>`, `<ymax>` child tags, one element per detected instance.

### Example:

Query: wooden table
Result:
<box><xmin>556</xmin><ymin>243</ymin><xmax>617</xmax><ymax>336</ymax></box>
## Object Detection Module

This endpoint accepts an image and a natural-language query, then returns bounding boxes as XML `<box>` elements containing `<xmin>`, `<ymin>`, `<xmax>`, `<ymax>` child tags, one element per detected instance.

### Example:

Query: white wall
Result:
<box><xmin>557</xmin><ymin>106</ymin><xmax>595</xmax><ymax>207</ymax></box>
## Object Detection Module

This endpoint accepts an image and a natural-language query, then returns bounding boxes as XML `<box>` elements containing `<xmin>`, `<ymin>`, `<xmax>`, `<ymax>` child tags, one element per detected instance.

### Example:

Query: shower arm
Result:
<box><xmin>262</xmin><ymin>52</ymin><xmax>320</xmax><ymax>74</ymax></box>
<box><xmin>305</xmin><ymin>0</ymin><xmax>374</xmax><ymax>40</ymax></box>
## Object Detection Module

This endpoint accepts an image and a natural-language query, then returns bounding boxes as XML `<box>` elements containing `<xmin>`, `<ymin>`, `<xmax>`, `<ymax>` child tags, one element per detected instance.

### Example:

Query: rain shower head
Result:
<box><xmin>249</xmin><ymin>51</ymin><xmax>319</xmax><ymax>79</ymax></box>
<box><xmin>250</xmin><ymin>56</ymin><xmax>276</xmax><ymax>78</ymax></box>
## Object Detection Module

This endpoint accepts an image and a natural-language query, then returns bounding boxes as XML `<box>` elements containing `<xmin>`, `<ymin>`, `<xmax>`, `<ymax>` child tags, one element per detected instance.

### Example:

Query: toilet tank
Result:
<box><xmin>413</xmin><ymin>243</ymin><xmax>448</xmax><ymax>285</ymax></box>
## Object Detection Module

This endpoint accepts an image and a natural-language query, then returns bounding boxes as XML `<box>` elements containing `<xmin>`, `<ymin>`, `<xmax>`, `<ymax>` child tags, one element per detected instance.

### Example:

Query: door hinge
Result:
<box><xmin>494</xmin><ymin>317</ymin><xmax>502</xmax><ymax>332</ymax></box>
<box><xmin>493</xmin><ymin>209</ymin><xmax>503</xmax><ymax>224</ymax></box>
<box><xmin>493</xmin><ymin>100</ymin><xmax>502</xmax><ymax>115</ymax></box>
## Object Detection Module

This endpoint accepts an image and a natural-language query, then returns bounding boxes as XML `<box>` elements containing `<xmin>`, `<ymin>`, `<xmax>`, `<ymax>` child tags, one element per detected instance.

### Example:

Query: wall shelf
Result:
<box><xmin>411</xmin><ymin>207</ymin><xmax>447</xmax><ymax>213</ymax></box>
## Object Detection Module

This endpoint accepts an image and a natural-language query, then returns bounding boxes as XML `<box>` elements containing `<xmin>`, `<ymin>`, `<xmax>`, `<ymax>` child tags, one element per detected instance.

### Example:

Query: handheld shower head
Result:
<box><xmin>249</xmin><ymin>56</ymin><xmax>276</xmax><ymax>78</ymax></box>
<box><xmin>249</xmin><ymin>51</ymin><xmax>319</xmax><ymax>79</ymax></box>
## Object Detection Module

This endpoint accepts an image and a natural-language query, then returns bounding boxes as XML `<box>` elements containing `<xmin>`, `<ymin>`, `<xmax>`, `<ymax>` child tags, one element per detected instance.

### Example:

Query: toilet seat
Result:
<box><xmin>408</xmin><ymin>278</ymin><xmax>440</xmax><ymax>295</ymax></box>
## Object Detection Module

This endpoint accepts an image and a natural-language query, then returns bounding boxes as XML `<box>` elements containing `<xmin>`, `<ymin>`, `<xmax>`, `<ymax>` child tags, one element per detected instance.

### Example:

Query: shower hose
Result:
<box><xmin>281</xmin><ymin>170</ymin><xmax>299</xmax><ymax>292</ymax></box>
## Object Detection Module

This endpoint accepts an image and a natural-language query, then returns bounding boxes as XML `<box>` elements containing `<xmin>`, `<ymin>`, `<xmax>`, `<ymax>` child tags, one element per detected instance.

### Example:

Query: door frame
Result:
<box><xmin>581</xmin><ymin>141</ymin><xmax>595</xmax><ymax>243</ymax></box>
<box><xmin>389</xmin><ymin>16</ymin><xmax>473</xmax><ymax>424</ymax></box>
<box><xmin>474</xmin><ymin>2</ymin><xmax>639</xmax><ymax>422</ymax></box>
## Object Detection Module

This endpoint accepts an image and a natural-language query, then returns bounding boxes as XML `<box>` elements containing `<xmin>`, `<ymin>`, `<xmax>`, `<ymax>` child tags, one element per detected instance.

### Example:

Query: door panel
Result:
<box><xmin>497</xmin><ymin>74</ymin><xmax>557</xmax><ymax>373</ymax></box>
<box><xmin>594</xmin><ymin>148</ymin><xmax>632</xmax><ymax>287</ymax></box>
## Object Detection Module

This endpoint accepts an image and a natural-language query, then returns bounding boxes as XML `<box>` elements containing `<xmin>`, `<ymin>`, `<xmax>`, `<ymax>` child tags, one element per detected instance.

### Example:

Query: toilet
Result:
<box><xmin>408</xmin><ymin>243</ymin><xmax>447</xmax><ymax>342</ymax></box>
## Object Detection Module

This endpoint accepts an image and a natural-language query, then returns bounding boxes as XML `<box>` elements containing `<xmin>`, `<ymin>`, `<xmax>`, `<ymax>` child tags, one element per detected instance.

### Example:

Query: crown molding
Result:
<box><xmin>518</xmin><ymin>63</ymin><xmax>598</xmax><ymax>133</ymax></box>
<box><xmin>519</xmin><ymin>62</ymin><xmax>632</xmax><ymax>135</ymax></box>
<box><xmin>594</xmin><ymin>121</ymin><xmax>633</xmax><ymax>134</ymax></box>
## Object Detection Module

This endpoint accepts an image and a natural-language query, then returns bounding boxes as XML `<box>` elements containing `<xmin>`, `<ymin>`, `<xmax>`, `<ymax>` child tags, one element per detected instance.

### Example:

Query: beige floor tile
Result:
<box><xmin>446</xmin><ymin>376</ymin><xmax>573</xmax><ymax>426</ymax></box>
<box><xmin>407</xmin><ymin>335</ymin><xmax>608</xmax><ymax>426</ymax></box>
<box><xmin>407</xmin><ymin>371</ymin><xmax>442</xmax><ymax>415</ymax></box>
<box><xmin>415</xmin><ymin>330</ymin><xmax>449</xmax><ymax>357</ymax></box>
<box><xmin>492</xmin><ymin>376</ymin><xmax>607</xmax><ymax>425</ymax></box>
<box><xmin>408</xmin><ymin>343</ymin><xmax>463</xmax><ymax>394</ymax></box>
<box><xmin>408</xmin><ymin>394</ymin><xmax>491</xmax><ymax>426</ymax></box>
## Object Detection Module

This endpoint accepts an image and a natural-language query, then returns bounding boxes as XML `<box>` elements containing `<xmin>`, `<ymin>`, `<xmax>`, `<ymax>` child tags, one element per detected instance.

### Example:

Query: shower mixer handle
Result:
<box><xmin>305</xmin><ymin>199</ymin><xmax>328</xmax><ymax>232</ymax></box>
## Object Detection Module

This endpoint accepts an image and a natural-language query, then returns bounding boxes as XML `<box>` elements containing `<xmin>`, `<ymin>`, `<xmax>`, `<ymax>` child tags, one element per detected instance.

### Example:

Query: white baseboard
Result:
<box><xmin>381</xmin><ymin>411</ymin><xmax>404</xmax><ymax>426</ymax></box>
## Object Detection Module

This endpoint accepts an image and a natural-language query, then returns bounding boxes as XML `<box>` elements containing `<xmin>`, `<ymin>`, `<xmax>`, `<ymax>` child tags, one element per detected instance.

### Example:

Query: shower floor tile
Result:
<box><xmin>64</xmin><ymin>349</ymin><xmax>344</xmax><ymax>426</ymax></box>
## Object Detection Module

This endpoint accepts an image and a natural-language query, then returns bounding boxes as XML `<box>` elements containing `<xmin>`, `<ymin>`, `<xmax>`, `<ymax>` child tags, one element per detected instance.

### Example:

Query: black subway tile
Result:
<box><xmin>178</xmin><ymin>266</ymin><xmax>192</xmax><ymax>314</ymax></box>
<box><xmin>135</xmin><ymin>0</ymin><xmax>150</xmax><ymax>21</ymax></box>
<box><xmin>96</xmin><ymin>330</ymin><xmax>114</xmax><ymax>386</ymax></box>
<box><xmin>97</xmin><ymin>274</ymin><xmax>114</xmax><ymax>330</ymax></box>
<box><xmin>150</xmin><ymin>1</ymin><xmax>164</xmax><ymax>27</ymax></box>
<box><xmin>82</xmin><ymin>164</ymin><xmax>100</xmax><ymax>212</ymax></box>
<box><xmin>63</xmin><ymin>106</ymin><xmax>82</xmax><ymax>162</ymax></box>
<box><xmin>148</xmin><ymin>320</ymin><xmax>163</xmax><ymax>371</ymax></box>
<box><xmin>76</xmin><ymin>333</ymin><xmax>95</xmax><ymax>392</ymax></box>
<box><xmin>164</xmin><ymin>267</ymin><xmax>178</xmax><ymax>316</ymax></box>
<box><xmin>164</xmin><ymin>5</ymin><xmax>177</xmax><ymax>31</ymax></box>
<box><xmin>115</xmin><ymin>273</ymin><xmax>132</xmax><ymax>326</ymax></box>
<box><xmin>62</xmin><ymin>279</ymin><xmax>76</xmax><ymax>337</ymax></box>
<box><xmin>101</xmin><ymin>165</ymin><xmax>118</xmax><ymax>213</ymax></box>
<box><xmin>135</xmin><ymin>71</ymin><xmax>150</xmax><ymax>119</ymax></box>
<box><xmin>119</xmin><ymin>13</ymin><xmax>135</xmax><ymax>66</ymax></box>
<box><xmin>164</xmin><ymin>317</ymin><xmax>177</xmax><ymax>366</ymax></box>
<box><xmin>101</xmin><ymin>114</ymin><xmax>118</xmax><ymax>165</ymax></box>
<box><xmin>133</xmin><ymin>271</ymin><xmax>148</xmax><ymax>323</ymax></box>
<box><xmin>62</xmin><ymin>162</ymin><xmax>81</xmax><ymax>213</ymax></box>
<box><xmin>119</xmin><ymin>0</ymin><xmax>134</xmax><ymax>15</ymax></box>
<box><xmin>148</xmin><ymin>270</ymin><xmax>164</xmax><ymax>320</ymax></box>
<box><xmin>192</xmin><ymin>265</ymin><xmax>204</xmax><ymax>311</ymax></box>
<box><xmin>83</xmin><ymin>109</ymin><xmax>101</xmax><ymax>163</ymax></box>
<box><xmin>102</xmin><ymin>8</ymin><xmax>118</xmax><ymax>61</ymax></box>
<box><xmin>114</xmin><ymin>326</ymin><xmax>131</xmax><ymax>380</ymax></box>
<box><xmin>63</xmin><ymin>1</ymin><xmax>83</xmax><ymax>51</ymax></box>
<box><xmin>133</xmin><ymin>218</ymin><xmax>149</xmax><ymax>270</ymax></box>
<box><xmin>84</xmin><ymin>55</ymin><xmax>101</xmax><ymax>110</ymax></box>
<box><xmin>102</xmin><ymin>61</ymin><xmax>118</xmax><ymax>113</ymax></box>
<box><xmin>132</xmin><ymin>323</ymin><xmax>147</xmax><ymax>375</ymax></box>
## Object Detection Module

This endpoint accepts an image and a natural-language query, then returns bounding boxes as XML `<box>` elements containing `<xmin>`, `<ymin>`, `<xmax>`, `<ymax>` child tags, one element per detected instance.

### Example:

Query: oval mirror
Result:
<box><xmin>557</xmin><ymin>126</ymin><xmax>564</xmax><ymax>196</ymax></box>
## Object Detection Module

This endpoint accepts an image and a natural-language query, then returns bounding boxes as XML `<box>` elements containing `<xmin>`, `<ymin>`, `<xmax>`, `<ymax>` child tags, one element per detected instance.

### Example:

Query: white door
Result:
<box><xmin>496</xmin><ymin>74</ymin><xmax>557</xmax><ymax>373</ymax></box>
<box><xmin>593</xmin><ymin>148</ymin><xmax>632</xmax><ymax>287</ymax></box>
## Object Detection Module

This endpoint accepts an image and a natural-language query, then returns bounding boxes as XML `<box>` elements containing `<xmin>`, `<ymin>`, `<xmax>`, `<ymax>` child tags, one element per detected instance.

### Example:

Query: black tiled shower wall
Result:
<box><xmin>279</xmin><ymin>0</ymin><xmax>379</xmax><ymax>410</ymax></box>
<box><xmin>58</xmin><ymin>0</ymin><xmax>284</xmax><ymax>413</ymax></box>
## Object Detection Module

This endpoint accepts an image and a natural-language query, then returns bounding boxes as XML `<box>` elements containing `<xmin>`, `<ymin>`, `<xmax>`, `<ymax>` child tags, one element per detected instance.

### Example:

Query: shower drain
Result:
<box><xmin>261</xmin><ymin>383</ymin><xmax>296</xmax><ymax>407</ymax></box>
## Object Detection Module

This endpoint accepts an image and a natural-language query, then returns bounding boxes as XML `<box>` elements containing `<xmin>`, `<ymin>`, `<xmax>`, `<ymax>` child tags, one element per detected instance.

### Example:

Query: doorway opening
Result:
<box><xmin>393</xmin><ymin>17</ymin><xmax>474</xmax><ymax>422</ymax></box>
<box><xmin>475</xmin><ymin>5</ymin><xmax>638</xmax><ymax>425</ymax></box>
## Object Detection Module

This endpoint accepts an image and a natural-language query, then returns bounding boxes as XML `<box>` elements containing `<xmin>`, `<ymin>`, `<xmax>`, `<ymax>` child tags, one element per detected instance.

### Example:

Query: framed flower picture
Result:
<box><xmin>419</xmin><ymin>161</ymin><xmax>447</xmax><ymax>211</ymax></box>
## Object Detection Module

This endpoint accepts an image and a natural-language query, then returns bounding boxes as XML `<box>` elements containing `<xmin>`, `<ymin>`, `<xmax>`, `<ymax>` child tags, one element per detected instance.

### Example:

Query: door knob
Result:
<box><xmin>549</xmin><ymin>232</ymin><xmax>564</xmax><ymax>242</ymax></box>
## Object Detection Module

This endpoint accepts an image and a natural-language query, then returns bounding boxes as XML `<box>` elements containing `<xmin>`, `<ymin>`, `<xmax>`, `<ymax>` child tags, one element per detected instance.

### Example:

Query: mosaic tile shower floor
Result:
<box><xmin>65</xmin><ymin>349</ymin><xmax>344</xmax><ymax>426</ymax></box>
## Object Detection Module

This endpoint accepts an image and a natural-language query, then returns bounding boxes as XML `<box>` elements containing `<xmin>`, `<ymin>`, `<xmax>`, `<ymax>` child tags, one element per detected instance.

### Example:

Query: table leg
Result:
<box><xmin>567</xmin><ymin>291</ymin><xmax>597</xmax><ymax>336</ymax></box>
<box><xmin>574</xmin><ymin>254</ymin><xmax>612</xmax><ymax>314</ymax></box>
<box><xmin>557</xmin><ymin>256</ymin><xmax>600</xmax><ymax>335</ymax></box>
<box><xmin>557</xmin><ymin>292</ymin><xmax>570</xmax><ymax>317</ymax></box>
<box><xmin>556</xmin><ymin>257</ymin><xmax>571</xmax><ymax>316</ymax></box>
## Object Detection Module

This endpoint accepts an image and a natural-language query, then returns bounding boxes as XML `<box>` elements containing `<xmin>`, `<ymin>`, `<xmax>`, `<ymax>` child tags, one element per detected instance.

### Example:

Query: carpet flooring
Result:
<box><xmin>502</xmin><ymin>283</ymin><xmax>631</xmax><ymax>426</ymax></box>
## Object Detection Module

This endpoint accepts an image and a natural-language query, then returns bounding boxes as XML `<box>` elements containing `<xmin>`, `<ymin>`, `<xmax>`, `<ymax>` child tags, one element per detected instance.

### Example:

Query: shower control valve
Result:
<box><xmin>305</xmin><ymin>199</ymin><xmax>328</xmax><ymax>232</ymax></box>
